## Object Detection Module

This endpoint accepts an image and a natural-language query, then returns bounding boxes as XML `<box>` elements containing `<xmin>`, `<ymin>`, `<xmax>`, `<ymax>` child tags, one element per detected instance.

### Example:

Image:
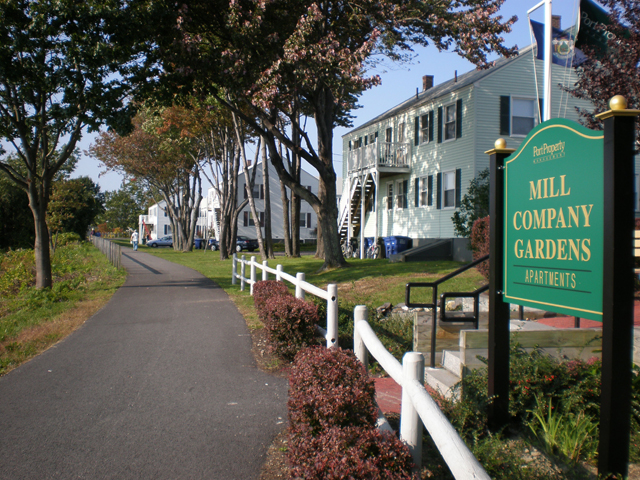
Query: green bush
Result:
<box><xmin>55</xmin><ymin>232</ymin><xmax>83</xmax><ymax>246</ymax></box>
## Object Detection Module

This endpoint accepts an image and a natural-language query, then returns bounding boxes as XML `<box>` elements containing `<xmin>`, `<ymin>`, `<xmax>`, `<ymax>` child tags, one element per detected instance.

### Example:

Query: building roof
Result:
<box><xmin>345</xmin><ymin>45</ymin><xmax>535</xmax><ymax>135</ymax></box>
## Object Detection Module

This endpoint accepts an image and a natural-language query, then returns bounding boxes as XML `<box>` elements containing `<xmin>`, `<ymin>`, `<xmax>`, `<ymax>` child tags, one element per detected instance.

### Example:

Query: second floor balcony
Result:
<box><xmin>347</xmin><ymin>141</ymin><xmax>411</xmax><ymax>176</ymax></box>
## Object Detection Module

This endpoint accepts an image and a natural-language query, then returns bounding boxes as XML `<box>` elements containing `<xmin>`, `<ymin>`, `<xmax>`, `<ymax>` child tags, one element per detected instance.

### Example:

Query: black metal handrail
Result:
<box><xmin>405</xmin><ymin>254</ymin><xmax>489</xmax><ymax>368</ymax></box>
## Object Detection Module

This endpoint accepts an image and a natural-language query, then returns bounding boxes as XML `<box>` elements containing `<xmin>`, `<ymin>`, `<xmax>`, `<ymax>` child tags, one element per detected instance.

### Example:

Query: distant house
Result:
<box><xmin>206</xmin><ymin>161</ymin><xmax>319</xmax><ymax>242</ymax></box>
<box><xmin>138</xmin><ymin>199</ymin><xmax>207</xmax><ymax>241</ymax></box>
<box><xmin>339</xmin><ymin>44</ymin><xmax>640</xmax><ymax>260</ymax></box>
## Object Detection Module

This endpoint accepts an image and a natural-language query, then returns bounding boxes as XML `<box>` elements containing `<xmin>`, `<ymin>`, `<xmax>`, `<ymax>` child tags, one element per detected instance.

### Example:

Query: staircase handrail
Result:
<box><xmin>405</xmin><ymin>254</ymin><xmax>489</xmax><ymax>367</ymax></box>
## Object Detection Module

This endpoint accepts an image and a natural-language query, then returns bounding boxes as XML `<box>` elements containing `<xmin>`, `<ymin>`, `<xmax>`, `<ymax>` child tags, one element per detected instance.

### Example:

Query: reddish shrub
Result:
<box><xmin>288</xmin><ymin>425</ymin><xmax>417</xmax><ymax>480</ymax></box>
<box><xmin>470</xmin><ymin>215</ymin><xmax>490</xmax><ymax>280</ymax></box>
<box><xmin>252</xmin><ymin>280</ymin><xmax>291</xmax><ymax>320</ymax></box>
<box><xmin>288</xmin><ymin>346</ymin><xmax>377</xmax><ymax>435</ymax></box>
<box><xmin>262</xmin><ymin>295</ymin><xmax>319</xmax><ymax>361</ymax></box>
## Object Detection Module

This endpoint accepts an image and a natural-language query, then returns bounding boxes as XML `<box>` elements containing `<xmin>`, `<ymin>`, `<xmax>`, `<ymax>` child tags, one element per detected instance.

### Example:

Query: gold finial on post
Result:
<box><xmin>610</xmin><ymin>95</ymin><xmax>628</xmax><ymax>111</ymax></box>
<box><xmin>596</xmin><ymin>95</ymin><xmax>640</xmax><ymax>120</ymax></box>
<box><xmin>485</xmin><ymin>138</ymin><xmax>514</xmax><ymax>155</ymax></box>
<box><xmin>494</xmin><ymin>138</ymin><xmax>507</xmax><ymax>149</ymax></box>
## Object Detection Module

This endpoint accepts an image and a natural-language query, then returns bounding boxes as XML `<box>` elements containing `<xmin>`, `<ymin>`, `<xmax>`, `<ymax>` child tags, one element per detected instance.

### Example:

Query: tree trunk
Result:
<box><xmin>291</xmin><ymin>110</ymin><xmax>301</xmax><ymax>257</ymax></box>
<box><xmin>280</xmin><ymin>180</ymin><xmax>292</xmax><ymax>256</ymax></box>
<box><xmin>30</xmin><ymin>194</ymin><xmax>53</xmax><ymax>289</ymax></box>
<box><xmin>261</xmin><ymin>141</ymin><xmax>274</xmax><ymax>259</ymax></box>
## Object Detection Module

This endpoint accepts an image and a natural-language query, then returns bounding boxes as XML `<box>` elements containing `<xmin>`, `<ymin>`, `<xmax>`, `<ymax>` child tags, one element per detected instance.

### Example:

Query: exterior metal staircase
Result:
<box><xmin>338</xmin><ymin>176</ymin><xmax>376</xmax><ymax>241</ymax></box>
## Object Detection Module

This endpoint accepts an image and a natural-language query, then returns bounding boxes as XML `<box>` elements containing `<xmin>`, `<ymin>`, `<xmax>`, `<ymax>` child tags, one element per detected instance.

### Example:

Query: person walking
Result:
<box><xmin>130</xmin><ymin>230</ymin><xmax>139</xmax><ymax>251</ymax></box>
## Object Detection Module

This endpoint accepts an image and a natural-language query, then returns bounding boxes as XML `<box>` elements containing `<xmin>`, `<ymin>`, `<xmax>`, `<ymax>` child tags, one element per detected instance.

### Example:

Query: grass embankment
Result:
<box><xmin>119</xmin><ymin>241</ymin><xmax>486</xmax><ymax>332</ymax></box>
<box><xmin>0</xmin><ymin>242</ymin><xmax>126</xmax><ymax>376</ymax></box>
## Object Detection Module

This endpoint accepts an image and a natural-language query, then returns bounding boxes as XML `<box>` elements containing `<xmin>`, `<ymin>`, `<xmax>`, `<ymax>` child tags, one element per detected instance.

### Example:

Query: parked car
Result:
<box><xmin>236</xmin><ymin>235</ymin><xmax>258</xmax><ymax>252</ymax></box>
<box><xmin>147</xmin><ymin>235</ymin><xmax>173</xmax><ymax>248</ymax></box>
<box><xmin>208</xmin><ymin>238</ymin><xmax>219</xmax><ymax>251</ymax></box>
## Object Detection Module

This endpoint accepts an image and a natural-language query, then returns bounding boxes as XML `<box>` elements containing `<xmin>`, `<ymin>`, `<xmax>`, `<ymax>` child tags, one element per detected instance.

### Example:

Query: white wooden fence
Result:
<box><xmin>231</xmin><ymin>254</ymin><xmax>338</xmax><ymax>348</ymax></box>
<box><xmin>353</xmin><ymin>305</ymin><xmax>490</xmax><ymax>479</ymax></box>
<box><xmin>231</xmin><ymin>255</ymin><xmax>488</xmax><ymax>478</ymax></box>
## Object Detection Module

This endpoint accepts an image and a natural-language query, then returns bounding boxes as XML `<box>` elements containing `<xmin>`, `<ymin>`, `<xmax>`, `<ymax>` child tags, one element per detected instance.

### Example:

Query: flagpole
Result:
<box><xmin>544</xmin><ymin>0</ymin><xmax>552</xmax><ymax>121</ymax></box>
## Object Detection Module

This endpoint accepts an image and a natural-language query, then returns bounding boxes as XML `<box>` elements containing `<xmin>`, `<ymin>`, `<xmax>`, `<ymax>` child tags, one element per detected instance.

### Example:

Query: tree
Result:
<box><xmin>47</xmin><ymin>177</ymin><xmax>105</xmax><ymax>244</ymax></box>
<box><xmin>162</xmin><ymin>0</ymin><xmax>517</xmax><ymax>271</ymax></box>
<box><xmin>0</xmin><ymin>0</ymin><xmax>163</xmax><ymax>287</ymax></box>
<box><xmin>90</xmin><ymin>107</ymin><xmax>204</xmax><ymax>252</ymax></box>
<box><xmin>98</xmin><ymin>181</ymin><xmax>149</xmax><ymax>232</ymax></box>
<box><xmin>0</xmin><ymin>171</ymin><xmax>33</xmax><ymax>250</ymax></box>
<box><xmin>452</xmin><ymin>168</ymin><xmax>490</xmax><ymax>238</ymax></box>
<box><xmin>566</xmin><ymin>0</ymin><xmax>640</xmax><ymax>148</ymax></box>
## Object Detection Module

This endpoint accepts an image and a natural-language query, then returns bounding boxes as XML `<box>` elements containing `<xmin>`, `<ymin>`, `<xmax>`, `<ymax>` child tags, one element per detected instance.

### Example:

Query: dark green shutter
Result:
<box><xmin>456</xmin><ymin>99</ymin><xmax>463</xmax><ymax>138</ymax></box>
<box><xmin>538</xmin><ymin>98</ymin><xmax>544</xmax><ymax>123</ymax></box>
<box><xmin>455</xmin><ymin>169</ymin><xmax>462</xmax><ymax>208</ymax></box>
<box><xmin>403</xmin><ymin>180</ymin><xmax>408</xmax><ymax>209</ymax></box>
<box><xmin>500</xmin><ymin>96</ymin><xmax>510</xmax><ymax>135</ymax></box>
<box><xmin>437</xmin><ymin>107</ymin><xmax>443</xmax><ymax>143</ymax></box>
<box><xmin>414</xmin><ymin>178</ymin><xmax>420</xmax><ymax>207</ymax></box>
<box><xmin>427</xmin><ymin>175</ymin><xmax>433</xmax><ymax>206</ymax></box>
<box><xmin>414</xmin><ymin>117</ymin><xmax>420</xmax><ymax>146</ymax></box>
<box><xmin>436</xmin><ymin>173</ymin><xmax>442</xmax><ymax>209</ymax></box>
<box><xmin>428</xmin><ymin>111</ymin><xmax>434</xmax><ymax>142</ymax></box>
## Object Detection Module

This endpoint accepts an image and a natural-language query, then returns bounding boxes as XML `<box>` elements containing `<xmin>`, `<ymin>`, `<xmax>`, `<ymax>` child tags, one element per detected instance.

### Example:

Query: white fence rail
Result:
<box><xmin>353</xmin><ymin>305</ymin><xmax>490</xmax><ymax>479</ymax></box>
<box><xmin>232</xmin><ymin>254</ymin><xmax>338</xmax><ymax>348</ymax></box>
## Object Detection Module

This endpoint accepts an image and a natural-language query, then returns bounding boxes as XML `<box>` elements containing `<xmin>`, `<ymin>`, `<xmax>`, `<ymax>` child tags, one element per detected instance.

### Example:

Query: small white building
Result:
<box><xmin>140</xmin><ymin>161</ymin><xmax>320</xmax><ymax>243</ymax></box>
<box><xmin>206</xmin><ymin>161</ymin><xmax>319</xmax><ymax>242</ymax></box>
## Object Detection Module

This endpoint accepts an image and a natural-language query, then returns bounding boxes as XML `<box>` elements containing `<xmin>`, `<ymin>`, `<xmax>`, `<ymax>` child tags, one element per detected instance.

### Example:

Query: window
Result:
<box><xmin>395</xmin><ymin>180</ymin><xmax>407</xmax><ymax>209</ymax></box>
<box><xmin>244</xmin><ymin>211</ymin><xmax>264</xmax><ymax>227</ymax></box>
<box><xmin>444</xmin><ymin>104</ymin><xmax>456</xmax><ymax>141</ymax></box>
<box><xmin>398</xmin><ymin>123</ymin><xmax>406</xmax><ymax>143</ymax></box>
<box><xmin>300</xmin><ymin>212</ymin><xmax>312</xmax><ymax>228</ymax></box>
<box><xmin>386</xmin><ymin>183</ymin><xmax>393</xmax><ymax>210</ymax></box>
<box><xmin>512</xmin><ymin>98</ymin><xmax>537</xmax><ymax>136</ymax></box>
<box><xmin>419</xmin><ymin>177</ymin><xmax>429</xmax><ymax>207</ymax></box>
<box><xmin>443</xmin><ymin>171</ymin><xmax>456</xmax><ymax>208</ymax></box>
<box><xmin>420</xmin><ymin>115</ymin><xmax>429</xmax><ymax>144</ymax></box>
<box><xmin>385</xmin><ymin>127</ymin><xmax>392</xmax><ymax>143</ymax></box>
<box><xmin>164</xmin><ymin>224</ymin><xmax>172</xmax><ymax>235</ymax></box>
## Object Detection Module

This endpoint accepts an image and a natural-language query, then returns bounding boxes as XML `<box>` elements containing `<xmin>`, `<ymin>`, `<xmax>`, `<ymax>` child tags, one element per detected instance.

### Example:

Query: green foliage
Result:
<box><xmin>452</xmin><ymin>169</ymin><xmax>490</xmax><ymax>238</ymax></box>
<box><xmin>97</xmin><ymin>181</ymin><xmax>149</xmax><ymax>231</ymax></box>
<box><xmin>527</xmin><ymin>396</ymin><xmax>598</xmax><ymax>465</ymax></box>
<box><xmin>48</xmin><ymin>177</ymin><xmax>105</xmax><ymax>240</ymax></box>
<box><xmin>0</xmin><ymin>173</ymin><xmax>34</xmax><ymax>250</ymax></box>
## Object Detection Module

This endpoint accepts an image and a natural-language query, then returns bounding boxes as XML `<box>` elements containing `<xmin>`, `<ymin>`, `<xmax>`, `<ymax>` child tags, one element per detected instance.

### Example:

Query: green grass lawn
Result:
<box><xmin>119</xmin><ymin>240</ymin><xmax>487</xmax><ymax>330</ymax></box>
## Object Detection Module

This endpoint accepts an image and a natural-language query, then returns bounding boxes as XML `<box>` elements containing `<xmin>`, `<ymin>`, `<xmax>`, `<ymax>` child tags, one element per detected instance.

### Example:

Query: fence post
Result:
<box><xmin>276</xmin><ymin>264</ymin><xmax>282</xmax><ymax>282</ymax></box>
<box><xmin>250</xmin><ymin>256</ymin><xmax>257</xmax><ymax>295</ymax></box>
<box><xmin>295</xmin><ymin>273</ymin><xmax>305</xmax><ymax>300</ymax></box>
<box><xmin>400</xmin><ymin>352</ymin><xmax>425</xmax><ymax>471</ymax></box>
<box><xmin>326</xmin><ymin>283</ymin><xmax>338</xmax><ymax>348</ymax></box>
<box><xmin>354</xmin><ymin>305</ymin><xmax>368</xmax><ymax>370</ymax></box>
<box><xmin>240</xmin><ymin>255</ymin><xmax>246</xmax><ymax>291</ymax></box>
<box><xmin>232</xmin><ymin>254</ymin><xmax>237</xmax><ymax>285</ymax></box>
<box><xmin>262</xmin><ymin>261</ymin><xmax>268</xmax><ymax>281</ymax></box>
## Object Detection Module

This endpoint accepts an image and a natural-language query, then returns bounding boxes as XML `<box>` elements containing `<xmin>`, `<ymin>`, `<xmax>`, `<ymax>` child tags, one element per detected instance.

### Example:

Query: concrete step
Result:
<box><xmin>441</xmin><ymin>350</ymin><xmax>463</xmax><ymax>378</ymax></box>
<box><xmin>424</xmin><ymin>367</ymin><xmax>460</xmax><ymax>400</ymax></box>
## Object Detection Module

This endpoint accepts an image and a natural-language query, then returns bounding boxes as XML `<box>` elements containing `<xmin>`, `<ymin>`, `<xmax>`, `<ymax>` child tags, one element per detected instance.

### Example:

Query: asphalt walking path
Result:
<box><xmin>0</xmin><ymin>248</ymin><xmax>288</xmax><ymax>479</ymax></box>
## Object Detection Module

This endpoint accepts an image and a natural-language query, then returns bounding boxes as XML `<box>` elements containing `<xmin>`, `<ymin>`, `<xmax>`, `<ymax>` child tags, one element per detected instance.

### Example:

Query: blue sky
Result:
<box><xmin>71</xmin><ymin>0</ymin><xmax>584</xmax><ymax>192</ymax></box>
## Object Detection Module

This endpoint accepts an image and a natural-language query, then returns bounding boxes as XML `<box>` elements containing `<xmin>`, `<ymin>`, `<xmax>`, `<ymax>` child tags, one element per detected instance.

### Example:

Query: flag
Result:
<box><xmin>530</xmin><ymin>19</ymin><xmax>586</xmax><ymax>68</ymax></box>
<box><xmin>575</xmin><ymin>0</ymin><xmax>621</xmax><ymax>56</ymax></box>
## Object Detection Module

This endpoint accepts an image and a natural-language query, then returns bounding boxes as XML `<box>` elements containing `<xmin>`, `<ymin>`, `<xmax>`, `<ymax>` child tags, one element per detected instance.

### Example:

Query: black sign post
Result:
<box><xmin>486</xmin><ymin>139</ymin><xmax>515</xmax><ymax>430</ymax></box>
<box><xmin>595</xmin><ymin>96</ymin><xmax>639</xmax><ymax>479</ymax></box>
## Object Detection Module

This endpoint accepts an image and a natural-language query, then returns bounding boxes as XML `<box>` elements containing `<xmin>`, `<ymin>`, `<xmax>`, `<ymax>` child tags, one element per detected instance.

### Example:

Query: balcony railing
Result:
<box><xmin>347</xmin><ymin>142</ymin><xmax>411</xmax><ymax>173</ymax></box>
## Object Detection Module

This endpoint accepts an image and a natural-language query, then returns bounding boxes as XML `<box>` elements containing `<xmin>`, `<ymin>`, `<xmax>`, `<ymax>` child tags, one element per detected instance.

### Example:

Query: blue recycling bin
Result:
<box><xmin>392</xmin><ymin>236</ymin><xmax>412</xmax><ymax>254</ymax></box>
<box><xmin>364</xmin><ymin>237</ymin><xmax>375</xmax><ymax>252</ymax></box>
<box><xmin>383</xmin><ymin>237</ymin><xmax>395</xmax><ymax>257</ymax></box>
<box><xmin>195</xmin><ymin>238</ymin><xmax>203</xmax><ymax>249</ymax></box>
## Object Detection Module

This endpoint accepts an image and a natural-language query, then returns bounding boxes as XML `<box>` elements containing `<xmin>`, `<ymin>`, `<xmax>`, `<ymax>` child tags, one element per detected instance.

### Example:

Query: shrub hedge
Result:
<box><xmin>252</xmin><ymin>280</ymin><xmax>291</xmax><ymax>319</ymax></box>
<box><xmin>288</xmin><ymin>346</ymin><xmax>377</xmax><ymax>435</ymax></box>
<box><xmin>470</xmin><ymin>215</ymin><xmax>490</xmax><ymax>279</ymax></box>
<box><xmin>262</xmin><ymin>295</ymin><xmax>319</xmax><ymax>361</ymax></box>
<box><xmin>288</xmin><ymin>425</ymin><xmax>417</xmax><ymax>480</ymax></box>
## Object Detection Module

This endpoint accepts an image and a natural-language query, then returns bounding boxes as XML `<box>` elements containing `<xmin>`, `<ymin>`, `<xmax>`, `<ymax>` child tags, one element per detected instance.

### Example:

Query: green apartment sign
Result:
<box><xmin>503</xmin><ymin>118</ymin><xmax>604</xmax><ymax>321</ymax></box>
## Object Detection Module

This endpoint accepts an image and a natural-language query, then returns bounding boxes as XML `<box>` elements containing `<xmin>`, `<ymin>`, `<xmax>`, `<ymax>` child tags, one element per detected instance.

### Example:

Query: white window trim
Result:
<box><xmin>395</xmin><ymin>180</ymin><xmax>406</xmax><ymax>210</ymax></box>
<box><xmin>442</xmin><ymin>170</ymin><xmax>456</xmax><ymax>210</ymax></box>
<box><xmin>443</xmin><ymin>103</ymin><xmax>456</xmax><ymax>143</ymax></box>
<box><xmin>510</xmin><ymin>96</ymin><xmax>538</xmax><ymax>138</ymax></box>
<box><xmin>386</xmin><ymin>182</ymin><xmax>393</xmax><ymax>210</ymax></box>
<box><xmin>420</xmin><ymin>114</ymin><xmax>429</xmax><ymax>145</ymax></box>
<box><xmin>419</xmin><ymin>176</ymin><xmax>429</xmax><ymax>207</ymax></box>
<box><xmin>398</xmin><ymin>122</ymin><xmax>406</xmax><ymax>143</ymax></box>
